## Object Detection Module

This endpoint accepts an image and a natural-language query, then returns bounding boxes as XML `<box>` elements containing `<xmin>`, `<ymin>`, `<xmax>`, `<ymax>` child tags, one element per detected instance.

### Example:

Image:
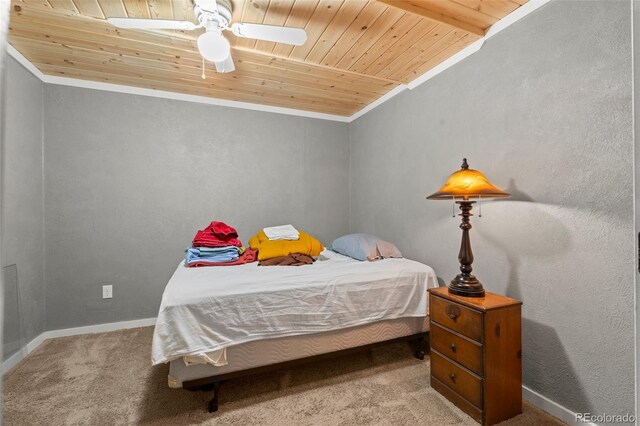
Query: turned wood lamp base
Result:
<box><xmin>448</xmin><ymin>274</ymin><xmax>485</xmax><ymax>297</ymax></box>
<box><xmin>448</xmin><ymin>200</ymin><xmax>485</xmax><ymax>298</ymax></box>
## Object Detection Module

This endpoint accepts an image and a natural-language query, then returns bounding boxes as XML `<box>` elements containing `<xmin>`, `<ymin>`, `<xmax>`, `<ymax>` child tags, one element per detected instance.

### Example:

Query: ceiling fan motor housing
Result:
<box><xmin>194</xmin><ymin>0</ymin><xmax>233</xmax><ymax>30</ymax></box>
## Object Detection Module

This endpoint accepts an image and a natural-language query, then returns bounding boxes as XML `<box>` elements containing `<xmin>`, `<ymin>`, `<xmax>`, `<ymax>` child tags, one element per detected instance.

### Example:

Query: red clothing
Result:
<box><xmin>192</xmin><ymin>221</ymin><xmax>242</xmax><ymax>248</ymax></box>
<box><xmin>192</xmin><ymin>230</ymin><xmax>242</xmax><ymax>248</ymax></box>
<box><xmin>207</xmin><ymin>221</ymin><xmax>238</xmax><ymax>238</ymax></box>
<box><xmin>187</xmin><ymin>248</ymin><xmax>258</xmax><ymax>267</ymax></box>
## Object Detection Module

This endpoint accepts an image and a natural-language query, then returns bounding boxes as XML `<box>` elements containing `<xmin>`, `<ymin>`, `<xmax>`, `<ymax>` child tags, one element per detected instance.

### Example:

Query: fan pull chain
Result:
<box><xmin>202</xmin><ymin>57</ymin><xmax>206</xmax><ymax>80</ymax></box>
<box><xmin>452</xmin><ymin>197</ymin><xmax>456</xmax><ymax>218</ymax></box>
<box><xmin>478</xmin><ymin>195</ymin><xmax>482</xmax><ymax>218</ymax></box>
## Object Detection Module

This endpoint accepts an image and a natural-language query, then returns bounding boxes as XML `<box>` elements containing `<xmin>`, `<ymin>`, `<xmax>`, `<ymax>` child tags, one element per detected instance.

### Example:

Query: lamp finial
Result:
<box><xmin>461</xmin><ymin>158</ymin><xmax>469</xmax><ymax>170</ymax></box>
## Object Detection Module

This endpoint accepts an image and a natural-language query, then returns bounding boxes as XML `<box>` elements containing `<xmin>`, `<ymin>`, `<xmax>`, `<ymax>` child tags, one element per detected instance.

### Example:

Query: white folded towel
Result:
<box><xmin>263</xmin><ymin>224</ymin><xmax>300</xmax><ymax>241</ymax></box>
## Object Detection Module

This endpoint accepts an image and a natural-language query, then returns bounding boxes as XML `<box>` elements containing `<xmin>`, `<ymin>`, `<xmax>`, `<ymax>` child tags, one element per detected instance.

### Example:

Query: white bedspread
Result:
<box><xmin>152</xmin><ymin>250</ymin><xmax>437</xmax><ymax>365</ymax></box>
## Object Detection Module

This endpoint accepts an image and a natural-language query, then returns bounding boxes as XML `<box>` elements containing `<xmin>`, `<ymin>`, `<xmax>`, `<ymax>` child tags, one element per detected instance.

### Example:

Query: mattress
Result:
<box><xmin>153</xmin><ymin>250</ymin><xmax>438</xmax><ymax>365</ymax></box>
<box><xmin>168</xmin><ymin>315</ymin><xmax>430</xmax><ymax>388</ymax></box>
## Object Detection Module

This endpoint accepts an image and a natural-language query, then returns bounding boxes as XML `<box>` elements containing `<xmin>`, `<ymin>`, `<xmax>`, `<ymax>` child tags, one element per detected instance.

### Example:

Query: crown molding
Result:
<box><xmin>7</xmin><ymin>45</ymin><xmax>350</xmax><ymax>123</ymax></box>
<box><xmin>7</xmin><ymin>0</ymin><xmax>551</xmax><ymax>123</ymax></box>
<box><xmin>43</xmin><ymin>75</ymin><xmax>352</xmax><ymax>122</ymax></box>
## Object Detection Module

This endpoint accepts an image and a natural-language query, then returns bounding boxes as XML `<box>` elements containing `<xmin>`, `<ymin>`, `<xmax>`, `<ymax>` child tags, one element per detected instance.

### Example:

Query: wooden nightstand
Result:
<box><xmin>428</xmin><ymin>287</ymin><xmax>522</xmax><ymax>425</ymax></box>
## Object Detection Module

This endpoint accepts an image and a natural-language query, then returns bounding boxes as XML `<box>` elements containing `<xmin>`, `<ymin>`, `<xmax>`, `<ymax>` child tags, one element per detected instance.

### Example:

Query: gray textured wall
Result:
<box><xmin>350</xmin><ymin>0</ymin><xmax>634</xmax><ymax>417</ymax></box>
<box><xmin>634</xmin><ymin>0</ymin><xmax>640</xmax><ymax>416</ymax></box>
<box><xmin>2</xmin><ymin>57</ymin><xmax>45</xmax><ymax>344</ymax></box>
<box><xmin>43</xmin><ymin>86</ymin><xmax>350</xmax><ymax>330</ymax></box>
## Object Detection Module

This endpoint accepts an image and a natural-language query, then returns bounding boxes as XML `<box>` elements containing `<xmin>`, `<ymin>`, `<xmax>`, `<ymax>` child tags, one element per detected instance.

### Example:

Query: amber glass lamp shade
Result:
<box><xmin>427</xmin><ymin>158</ymin><xmax>509</xmax><ymax>200</ymax></box>
<box><xmin>427</xmin><ymin>158</ymin><xmax>509</xmax><ymax>298</ymax></box>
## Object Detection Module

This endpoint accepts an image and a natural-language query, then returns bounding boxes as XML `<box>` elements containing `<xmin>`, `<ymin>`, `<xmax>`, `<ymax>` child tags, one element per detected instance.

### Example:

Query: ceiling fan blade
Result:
<box><xmin>230</xmin><ymin>23</ymin><xmax>307</xmax><ymax>46</ymax></box>
<box><xmin>215</xmin><ymin>55</ymin><xmax>235</xmax><ymax>73</ymax></box>
<box><xmin>107</xmin><ymin>18</ymin><xmax>197</xmax><ymax>31</ymax></box>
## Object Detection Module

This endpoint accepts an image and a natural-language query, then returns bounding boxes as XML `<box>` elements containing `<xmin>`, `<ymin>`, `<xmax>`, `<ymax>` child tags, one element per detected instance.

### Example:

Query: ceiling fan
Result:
<box><xmin>107</xmin><ymin>0</ymin><xmax>307</xmax><ymax>74</ymax></box>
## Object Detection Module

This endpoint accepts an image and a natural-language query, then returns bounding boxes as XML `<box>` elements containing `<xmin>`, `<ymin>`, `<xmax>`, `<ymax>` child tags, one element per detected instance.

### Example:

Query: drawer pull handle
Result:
<box><xmin>449</xmin><ymin>343</ymin><xmax>456</xmax><ymax>352</ymax></box>
<box><xmin>448</xmin><ymin>373</ymin><xmax>456</xmax><ymax>382</ymax></box>
<box><xmin>445</xmin><ymin>305</ymin><xmax>461</xmax><ymax>321</ymax></box>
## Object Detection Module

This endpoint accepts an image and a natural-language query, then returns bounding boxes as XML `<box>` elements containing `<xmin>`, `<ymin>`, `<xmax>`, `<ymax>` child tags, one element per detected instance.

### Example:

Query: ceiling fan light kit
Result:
<box><xmin>106</xmin><ymin>0</ymin><xmax>307</xmax><ymax>74</ymax></box>
<box><xmin>198</xmin><ymin>30</ymin><xmax>230</xmax><ymax>63</ymax></box>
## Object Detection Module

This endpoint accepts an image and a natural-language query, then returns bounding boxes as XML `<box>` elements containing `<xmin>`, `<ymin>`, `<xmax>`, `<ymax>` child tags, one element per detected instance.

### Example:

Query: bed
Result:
<box><xmin>153</xmin><ymin>249</ymin><xmax>438</xmax><ymax>412</ymax></box>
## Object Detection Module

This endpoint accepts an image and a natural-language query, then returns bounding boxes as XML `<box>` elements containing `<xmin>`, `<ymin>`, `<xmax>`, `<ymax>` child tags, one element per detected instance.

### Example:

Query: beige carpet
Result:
<box><xmin>4</xmin><ymin>327</ymin><xmax>565</xmax><ymax>425</ymax></box>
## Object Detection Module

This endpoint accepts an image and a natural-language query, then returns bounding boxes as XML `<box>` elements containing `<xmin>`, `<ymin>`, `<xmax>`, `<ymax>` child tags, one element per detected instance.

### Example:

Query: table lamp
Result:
<box><xmin>427</xmin><ymin>158</ymin><xmax>509</xmax><ymax>297</ymax></box>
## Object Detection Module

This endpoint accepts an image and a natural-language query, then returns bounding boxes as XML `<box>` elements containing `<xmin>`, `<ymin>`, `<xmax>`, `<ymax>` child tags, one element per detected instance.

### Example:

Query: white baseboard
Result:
<box><xmin>1</xmin><ymin>349</ymin><xmax>25</xmax><ymax>374</ymax></box>
<box><xmin>523</xmin><ymin>385</ymin><xmax>597</xmax><ymax>425</ymax></box>
<box><xmin>1</xmin><ymin>319</ymin><xmax>593</xmax><ymax>426</ymax></box>
<box><xmin>1</xmin><ymin>317</ymin><xmax>156</xmax><ymax>374</ymax></box>
<box><xmin>25</xmin><ymin>332</ymin><xmax>48</xmax><ymax>353</ymax></box>
<box><xmin>44</xmin><ymin>317</ymin><xmax>157</xmax><ymax>339</ymax></box>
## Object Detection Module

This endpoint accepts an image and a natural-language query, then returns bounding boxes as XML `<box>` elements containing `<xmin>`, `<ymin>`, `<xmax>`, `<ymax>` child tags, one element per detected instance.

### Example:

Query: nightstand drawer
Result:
<box><xmin>431</xmin><ymin>295</ymin><xmax>483</xmax><ymax>342</ymax></box>
<box><xmin>431</xmin><ymin>322</ymin><xmax>483</xmax><ymax>376</ymax></box>
<box><xmin>431</xmin><ymin>350</ymin><xmax>483</xmax><ymax>409</ymax></box>
<box><xmin>431</xmin><ymin>377</ymin><xmax>483</xmax><ymax>424</ymax></box>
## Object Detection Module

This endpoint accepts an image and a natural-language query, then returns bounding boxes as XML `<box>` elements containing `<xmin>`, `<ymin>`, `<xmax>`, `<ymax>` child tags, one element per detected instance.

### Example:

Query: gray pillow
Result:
<box><xmin>331</xmin><ymin>233</ymin><xmax>402</xmax><ymax>261</ymax></box>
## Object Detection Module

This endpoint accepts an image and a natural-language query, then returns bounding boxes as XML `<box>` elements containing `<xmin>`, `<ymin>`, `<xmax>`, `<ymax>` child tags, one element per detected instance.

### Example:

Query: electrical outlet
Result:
<box><xmin>102</xmin><ymin>285</ymin><xmax>113</xmax><ymax>299</ymax></box>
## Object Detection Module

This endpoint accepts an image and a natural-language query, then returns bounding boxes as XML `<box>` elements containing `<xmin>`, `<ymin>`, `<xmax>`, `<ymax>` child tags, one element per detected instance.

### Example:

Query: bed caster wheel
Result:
<box><xmin>415</xmin><ymin>350</ymin><xmax>425</xmax><ymax>360</ymax></box>
<box><xmin>208</xmin><ymin>398</ymin><xmax>219</xmax><ymax>413</ymax></box>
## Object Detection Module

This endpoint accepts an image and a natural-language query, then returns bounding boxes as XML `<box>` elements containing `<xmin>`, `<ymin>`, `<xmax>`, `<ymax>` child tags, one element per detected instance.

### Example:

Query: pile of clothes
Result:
<box><xmin>185</xmin><ymin>221</ymin><xmax>257</xmax><ymax>267</ymax></box>
<box><xmin>250</xmin><ymin>224</ymin><xmax>323</xmax><ymax>266</ymax></box>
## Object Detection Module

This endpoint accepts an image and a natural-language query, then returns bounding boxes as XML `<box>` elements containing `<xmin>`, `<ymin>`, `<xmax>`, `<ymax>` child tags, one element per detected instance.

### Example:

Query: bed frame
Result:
<box><xmin>182</xmin><ymin>332</ymin><xmax>429</xmax><ymax>413</ymax></box>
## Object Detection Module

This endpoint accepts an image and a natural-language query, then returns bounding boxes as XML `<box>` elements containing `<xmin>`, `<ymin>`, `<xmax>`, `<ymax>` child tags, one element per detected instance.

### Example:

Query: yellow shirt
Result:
<box><xmin>249</xmin><ymin>230</ymin><xmax>324</xmax><ymax>261</ymax></box>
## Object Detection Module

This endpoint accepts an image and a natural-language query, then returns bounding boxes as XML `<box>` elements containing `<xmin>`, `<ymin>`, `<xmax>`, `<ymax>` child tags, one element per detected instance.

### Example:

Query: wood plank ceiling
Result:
<box><xmin>9</xmin><ymin>0</ymin><xmax>527</xmax><ymax>116</ymax></box>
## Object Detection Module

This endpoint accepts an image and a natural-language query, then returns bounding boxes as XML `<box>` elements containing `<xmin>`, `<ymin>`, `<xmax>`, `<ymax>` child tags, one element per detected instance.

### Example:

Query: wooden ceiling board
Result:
<box><xmin>13</xmin><ymin>30</ymin><xmax>387</xmax><ymax>102</ymax></box>
<box><xmin>318</xmin><ymin>1</ymin><xmax>387</xmax><ymax>67</ymax></box>
<box><xmin>374</xmin><ymin>22</ymin><xmax>449</xmax><ymax>80</ymax></box>
<box><xmin>73</xmin><ymin>0</ymin><xmax>106</xmax><ymax>19</ymax></box>
<box><xmin>121</xmin><ymin>0</ymin><xmax>152</xmax><ymax>19</ymax></box>
<box><xmin>99</xmin><ymin>1</ymin><xmax>128</xmax><ymax>18</ymax></box>
<box><xmin>233</xmin><ymin>52</ymin><xmax>396</xmax><ymax>95</ymax></box>
<box><xmin>303</xmin><ymin>0</ymin><xmax>367</xmax><ymax>64</ymax></box>
<box><xmin>402</xmin><ymin>32</ymin><xmax>473</xmax><ymax>81</ymax></box>
<box><xmin>24</xmin><ymin>44</ymin><xmax>366</xmax><ymax>112</ymax></box>
<box><xmin>287</xmin><ymin>0</ymin><xmax>343</xmax><ymax>60</ymax></box>
<box><xmin>362</xmin><ymin>19</ymin><xmax>439</xmax><ymax>77</ymax></box>
<box><xmin>348</xmin><ymin>13</ymin><xmax>422</xmax><ymax>74</ymax></box>
<box><xmin>171</xmin><ymin>0</ymin><xmax>196</xmax><ymax>22</ymax></box>
<box><xmin>9</xmin><ymin>0</ymin><xmax>528</xmax><ymax>116</ymax></box>
<box><xmin>12</xmin><ymin>36</ymin><xmax>376</xmax><ymax>99</ymax></box>
<box><xmin>46</xmin><ymin>0</ymin><xmax>78</xmax><ymax>13</ymax></box>
<box><xmin>332</xmin><ymin>5</ymin><xmax>404</xmax><ymax>70</ymax></box>
<box><xmin>390</xmin><ymin>30</ymin><xmax>471</xmax><ymax>82</ymax></box>
<box><xmin>147</xmin><ymin>0</ymin><xmax>175</xmax><ymax>20</ymax></box>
